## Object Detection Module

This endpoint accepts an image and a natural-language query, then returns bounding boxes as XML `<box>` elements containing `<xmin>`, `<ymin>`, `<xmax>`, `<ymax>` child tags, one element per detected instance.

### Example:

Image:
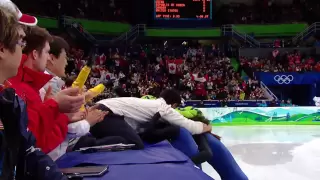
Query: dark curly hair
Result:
<box><xmin>159</xmin><ymin>89</ymin><xmax>181</xmax><ymax>106</ymax></box>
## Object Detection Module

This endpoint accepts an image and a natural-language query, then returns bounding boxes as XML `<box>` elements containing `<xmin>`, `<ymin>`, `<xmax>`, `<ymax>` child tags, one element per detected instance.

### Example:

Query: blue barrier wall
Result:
<box><xmin>255</xmin><ymin>72</ymin><xmax>320</xmax><ymax>85</ymax></box>
<box><xmin>184</xmin><ymin>100</ymin><xmax>280</xmax><ymax>107</ymax></box>
<box><xmin>255</xmin><ymin>72</ymin><xmax>320</xmax><ymax>105</ymax></box>
<box><xmin>200</xmin><ymin>107</ymin><xmax>320</xmax><ymax>124</ymax></box>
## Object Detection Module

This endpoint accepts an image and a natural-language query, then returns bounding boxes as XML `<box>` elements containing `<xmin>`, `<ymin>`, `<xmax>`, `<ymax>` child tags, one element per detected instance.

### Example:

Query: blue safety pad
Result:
<box><xmin>56</xmin><ymin>140</ymin><xmax>214</xmax><ymax>180</ymax></box>
<box><xmin>56</xmin><ymin>141</ymin><xmax>189</xmax><ymax>168</ymax></box>
<box><xmin>85</xmin><ymin>163</ymin><xmax>213</xmax><ymax>180</ymax></box>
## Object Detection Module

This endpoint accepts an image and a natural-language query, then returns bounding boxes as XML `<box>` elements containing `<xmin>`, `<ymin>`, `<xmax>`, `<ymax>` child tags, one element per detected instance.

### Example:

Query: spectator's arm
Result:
<box><xmin>27</xmin><ymin>99</ymin><xmax>68</xmax><ymax>153</ymax></box>
<box><xmin>67</xmin><ymin>120</ymin><xmax>90</xmax><ymax>138</ymax></box>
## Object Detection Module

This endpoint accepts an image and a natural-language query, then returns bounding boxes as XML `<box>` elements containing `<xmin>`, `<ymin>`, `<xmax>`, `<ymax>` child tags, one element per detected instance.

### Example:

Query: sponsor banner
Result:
<box><xmin>199</xmin><ymin>107</ymin><xmax>320</xmax><ymax>123</ymax></box>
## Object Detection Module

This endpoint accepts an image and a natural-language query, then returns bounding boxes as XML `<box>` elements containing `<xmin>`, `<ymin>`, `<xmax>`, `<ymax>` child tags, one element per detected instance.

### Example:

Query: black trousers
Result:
<box><xmin>89</xmin><ymin>104</ymin><xmax>145</xmax><ymax>149</ymax></box>
<box><xmin>140</xmin><ymin>122</ymin><xmax>212</xmax><ymax>165</ymax></box>
<box><xmin>139</xmin><ymin>122</ymin><xmax>180</xmax><ymax>144</ymax></box>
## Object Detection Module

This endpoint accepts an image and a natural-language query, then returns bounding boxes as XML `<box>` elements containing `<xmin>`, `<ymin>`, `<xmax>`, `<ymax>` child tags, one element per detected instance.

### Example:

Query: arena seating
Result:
<box><xmin>65</xmin><ymin>45</ymin><xmax>267</xmax><ymax>102</ymax></box>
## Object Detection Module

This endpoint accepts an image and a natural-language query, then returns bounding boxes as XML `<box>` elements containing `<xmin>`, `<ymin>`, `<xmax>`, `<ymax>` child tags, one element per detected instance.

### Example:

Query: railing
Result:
<box><xmin>222</xmin><ymin>25</ymin><xmax>260</xmax><ymax>47</ymax></box>
<box><xmin>111</xmin><ymin>24</ymin><xmax>146</xmax><ymax>44</ymax></box>
<box><xmin>60</xmin><ymin>17</ymin><xmax>146</xmax><ymax>45</ymax></box>
<box><xmin>292</xmin><ymin>22</ymin><xmax>320</xmax><ymax>44</ymax></box>
<box><xmin>62</xmin><ymin>17</ymin><xmax>97</xmax><ymax>44</ymax></box>
<box><xmin>71</xmin><ymin>22</ymin><xmax>96</xmax><ymax>43</ymax></box>
<box><xmin>260</xmin><ymin>81</ymin><xmax>278</xmax><ymax>100</ymax></box>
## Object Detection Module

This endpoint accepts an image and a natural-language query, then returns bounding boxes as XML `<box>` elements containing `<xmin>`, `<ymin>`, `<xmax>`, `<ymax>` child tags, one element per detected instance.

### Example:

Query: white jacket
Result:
<box><xmin>39</xmin><ymin>70</ymin><xmax>65</xmax><ymax>102</ymax></box>
<box><xmin>48</xmin><ymin>120</ymin><xmax>90</xmax><ymax>161</ymax></box>
<box><xmin>39</xmin><ymin>70</ymin><xmax>91</xmax><ymax>161</ymax></box>
<box><xmin>97</xmin><ymin>97</ymin><xmax>204</xmax><ymax>134</ymax></box>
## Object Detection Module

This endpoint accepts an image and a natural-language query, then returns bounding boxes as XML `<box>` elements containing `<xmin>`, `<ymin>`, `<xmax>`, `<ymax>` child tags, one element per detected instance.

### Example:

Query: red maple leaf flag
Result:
<box><xmin>168</xmin><ymin>63</ymin><xmax>177</xmax><ymax>74</ymax></box>
<box><xmin>167</xmin><ymin>59</ymin><xmax>184</xmax><ymax>74</ymax></box>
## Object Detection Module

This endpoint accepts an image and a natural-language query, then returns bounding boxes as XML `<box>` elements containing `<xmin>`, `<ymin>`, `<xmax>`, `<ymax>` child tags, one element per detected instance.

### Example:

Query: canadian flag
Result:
<box><xmin>168</xmin><ymin>63</ymin><xmax>177</xmax><ymax>74</ymax></box>
<box><xmin>95</xmin><ymin>54</ymin><xmax>106</xmax><ymax>65</ymax></box>
<box><xmin>191</xmin><ymin>73</ymin><xmax>208</xmax><ymax>82</ymax></box>
<box><xmin>167</xmin><ymin>59</ymin><xmax>184</xmax><ymax>74</ymax></box>
<box><xmin>100</xmin><ymin>54</ymin><xmax>106</xmax><ymax>64</ymax></box>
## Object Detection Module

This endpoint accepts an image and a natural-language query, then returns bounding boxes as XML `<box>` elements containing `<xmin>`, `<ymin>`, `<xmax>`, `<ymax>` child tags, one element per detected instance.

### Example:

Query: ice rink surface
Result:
<box><xmin>203</xmin><ymin>126</ymin><xmax>320</xmax><ymax>180</ymax></box>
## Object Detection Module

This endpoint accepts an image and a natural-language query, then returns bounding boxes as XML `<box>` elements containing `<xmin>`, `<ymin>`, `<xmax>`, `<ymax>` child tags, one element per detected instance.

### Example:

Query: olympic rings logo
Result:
<box><xmin>274</xmin><ymin>75</ymin><xmax>294</xmax><ymax>84</ymax></box>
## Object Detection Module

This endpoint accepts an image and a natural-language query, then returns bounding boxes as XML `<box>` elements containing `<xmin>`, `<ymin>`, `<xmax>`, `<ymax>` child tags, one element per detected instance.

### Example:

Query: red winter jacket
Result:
<box><xmin>9</xmin><ymin>55</ymin><xmax>68</xmax><ymax>153</ymax></box>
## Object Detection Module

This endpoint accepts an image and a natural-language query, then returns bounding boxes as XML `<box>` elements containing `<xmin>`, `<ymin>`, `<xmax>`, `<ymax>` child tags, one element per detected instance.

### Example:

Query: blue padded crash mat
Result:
<box><xmin>56</xmin><ymin>140</ymin><xmax>214</xmax><ymax>180</ymax></box>
<box><xmin>84</xmin><ymin>163</ymin><xmax>213</xmax><ymax>180</ymax></box>
<box><xmin>56</xmin><ymin>141</ymin><xmax>189</xmax><ymax>168</ymax></box>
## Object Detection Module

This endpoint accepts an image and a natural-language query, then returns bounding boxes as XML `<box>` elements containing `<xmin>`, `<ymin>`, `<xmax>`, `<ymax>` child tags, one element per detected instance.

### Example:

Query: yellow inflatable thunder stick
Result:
<box><xmin>72</xmin><ymin>65</ymin><xmax>92</xmax><ymax>111</ymax></box>
<box><xmin>72</xmin><ymin>65</ymin><xmax>91</xmax><ymax>91</ymax></box>
<box><xmin>72</xmin><ymin>48</ymin><xmax>98</xmax><ymax>111</ymax></box>
<box><xmin>85</xmin><ymin>84</ymin><xmax>105</xmax><ymax>102</ymax></box>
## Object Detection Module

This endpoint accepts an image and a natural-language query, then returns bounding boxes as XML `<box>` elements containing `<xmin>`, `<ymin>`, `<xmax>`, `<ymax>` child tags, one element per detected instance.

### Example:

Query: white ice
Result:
<box><xmin>203</xmin><ymin>126</ymin><xmax>320</xmax><ymax>180</ymax></box>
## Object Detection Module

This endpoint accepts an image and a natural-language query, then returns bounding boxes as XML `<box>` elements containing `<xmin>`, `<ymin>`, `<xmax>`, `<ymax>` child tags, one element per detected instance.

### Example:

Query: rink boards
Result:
<box><xmin>200</xmin><ymin>107</ymin><xmax>320</xmax><ymax>125</ymax></box>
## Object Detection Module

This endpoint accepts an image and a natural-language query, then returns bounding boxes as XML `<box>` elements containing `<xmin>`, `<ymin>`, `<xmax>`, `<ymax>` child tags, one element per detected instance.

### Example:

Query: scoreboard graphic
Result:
<box><xmin>154</xmin><ymin>0</ymin><xmax>212</xmax><ymax>20</ymax></box>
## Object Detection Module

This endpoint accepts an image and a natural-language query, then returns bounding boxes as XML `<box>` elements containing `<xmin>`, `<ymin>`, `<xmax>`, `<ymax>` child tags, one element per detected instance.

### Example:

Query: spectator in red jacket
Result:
<box><xmin>9</xmin><ymin>26</ymin><xmax>85</xmax><ymax>154</ymax></box>
<box><xmin>194</xmin><ymin>81</ymin><xmax>206</xmax><ymax>100</ymax></box>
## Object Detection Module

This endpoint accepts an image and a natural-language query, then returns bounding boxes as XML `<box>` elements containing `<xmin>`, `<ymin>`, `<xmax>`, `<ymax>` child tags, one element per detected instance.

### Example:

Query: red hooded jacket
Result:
<box><xmin>9</xmin><ymin>55</ymin><xmax>68</xmax><ymax>153</ymax></box>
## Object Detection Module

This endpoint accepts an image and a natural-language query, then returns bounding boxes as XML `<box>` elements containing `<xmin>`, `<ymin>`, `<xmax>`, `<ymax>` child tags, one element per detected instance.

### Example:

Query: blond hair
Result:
<box><xmin>0</xmin><ymin>0</ymin><xmax>17</xmax><ymax>16</ymax></box>
<box><xmin>0</xmin><ymin>8</ymin><xmax>19</xmax><ymax>53</ymax></box>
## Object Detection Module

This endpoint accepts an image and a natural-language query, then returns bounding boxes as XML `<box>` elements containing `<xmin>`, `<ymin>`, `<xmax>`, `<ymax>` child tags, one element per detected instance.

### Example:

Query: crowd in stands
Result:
<box><xmin>65</xmin><ymin>45</ymin><xmax>266</xmax><ymax>101</ymax></box>
<box><xmin>14</xmin><ymin>0</ymin><xmax>129</xmax><ymax>22</ymax></box>
<box><xmin>240</xmin><ymin>49</ymin><xmax>319</xmax><ymax>72</ymax></box>
<box><xmin>217</xmin><ymin>0</ymin><xmax>320</xmax><ymax>25</ymax></box>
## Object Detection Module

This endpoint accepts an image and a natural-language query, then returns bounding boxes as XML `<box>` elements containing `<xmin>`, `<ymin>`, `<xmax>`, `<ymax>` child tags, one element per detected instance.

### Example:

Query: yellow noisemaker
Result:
<box><xmin>72</xmin><ymin>65</ymin><xmax>91</xmax><ymax>111</ymax></box>
<box><xmin>79</xmin><ymin>84</ymin><xmax>105</xmax><ymax>111</ymax></box>
<box><xmin>72</xmin><ymin>65</ymin><xmax>91</xmax><ymax>91</ymax></box>
<box><xmin>86</xmin><ymin>84</ymin><xmax>106</xmax><ymax>102</ymax></box>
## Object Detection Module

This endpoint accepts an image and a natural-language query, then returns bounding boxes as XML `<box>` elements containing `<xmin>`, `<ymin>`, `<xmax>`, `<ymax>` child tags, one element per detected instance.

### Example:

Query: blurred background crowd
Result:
<box><xmin>65</xmin><ymin>45</ymin><xmax>265</xmax><ymax>102</ymax></box>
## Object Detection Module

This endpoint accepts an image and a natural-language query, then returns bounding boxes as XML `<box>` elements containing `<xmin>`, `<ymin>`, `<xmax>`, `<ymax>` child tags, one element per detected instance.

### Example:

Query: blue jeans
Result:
<box><xmin>171</xmin><ymin>128</ymin><xmax>248</xmax><ymax>180</ymax></box>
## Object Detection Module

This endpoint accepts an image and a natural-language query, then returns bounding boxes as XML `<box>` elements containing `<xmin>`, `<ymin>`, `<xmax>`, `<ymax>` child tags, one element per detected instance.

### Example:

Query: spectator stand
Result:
<box><xmin>55</xmin><ymin>15</ymin><xmax>147</xmax><ymax>52</ymax></box>
<box><xmin>221</xmin><ymin>24</ymin><xmax>261</xmax><ymax>48</ymax></box>
<box><xmin>214</xmin><ymin>0</ymin><xmax>320</xmax><ymax>25</ymax></box>
<box><xmin>14</xmin><ymin>0</ymin><xmax>132</xmax><ymax>23</ymax></box>
<box><xmin>239</xmin><ymin>48</ymin><xmax>320</xmax><ymax>106</ymax></box>
<box><xmin>65</xmin><ymin>42</ymin><xmax>268</xmax><ymax>103</ymax></box>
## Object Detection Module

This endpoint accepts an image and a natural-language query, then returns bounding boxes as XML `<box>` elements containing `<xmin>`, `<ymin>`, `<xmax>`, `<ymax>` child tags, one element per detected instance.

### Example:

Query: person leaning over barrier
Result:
<box><xmin>92</xmin><ymin>89</ymin><xmax>248</xmax><ymax>180</ymax></box>
<box><xmin>0</xmin><ymin>6</ymin><xmax>67</xmax><ymax>180</ymax></box>
<box><xmin>89</xmin><ymin>89</ymin><xmax>212</xmax><ymax>149</ymax></box>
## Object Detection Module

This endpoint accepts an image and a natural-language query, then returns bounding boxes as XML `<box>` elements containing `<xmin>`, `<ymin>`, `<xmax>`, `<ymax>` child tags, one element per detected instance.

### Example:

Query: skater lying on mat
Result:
<box><xmin>87</xmin><ymin>89</ymin><xmax>248</xmax><ymax>180</ymax></box>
